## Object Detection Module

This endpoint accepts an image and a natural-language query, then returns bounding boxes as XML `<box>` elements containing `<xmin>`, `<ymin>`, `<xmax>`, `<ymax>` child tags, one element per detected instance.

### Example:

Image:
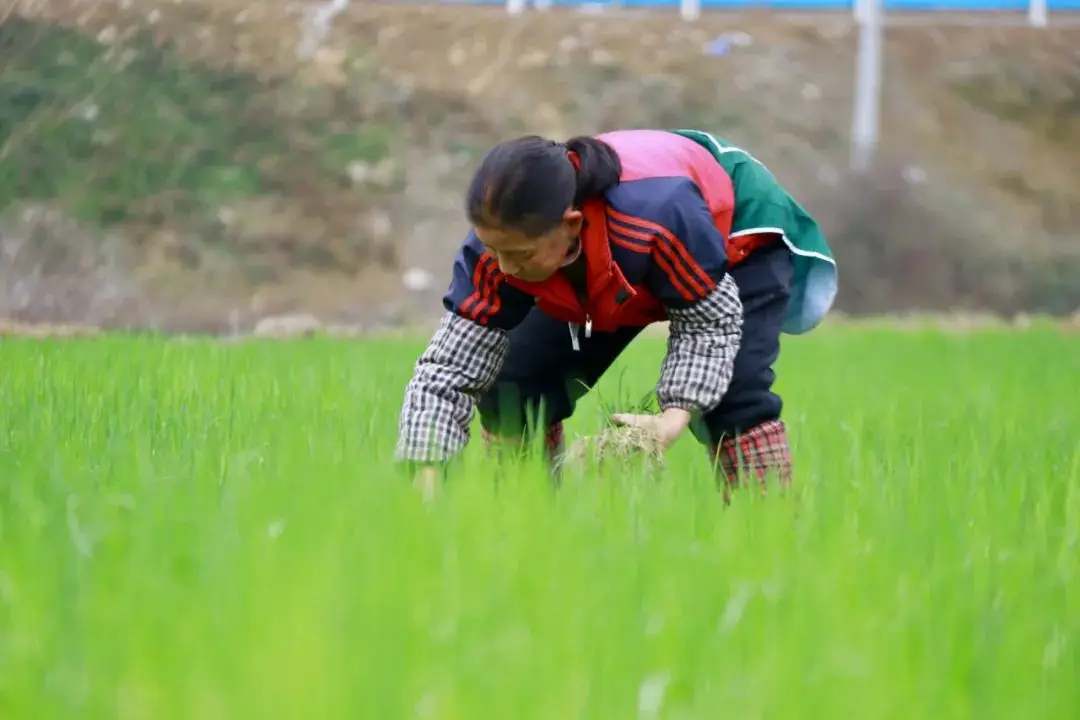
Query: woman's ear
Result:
<box><xmin>563</xmin><ymin>208</ymin><xmax>584</xmax><ymax>235</ymax></box>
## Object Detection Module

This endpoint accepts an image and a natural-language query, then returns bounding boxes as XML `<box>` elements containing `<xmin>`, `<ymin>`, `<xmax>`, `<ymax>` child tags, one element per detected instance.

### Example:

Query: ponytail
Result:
<box><xmin>565</xmin><ymin>136</ymin><xmax>622</xmax><ymax>208</ymax></box>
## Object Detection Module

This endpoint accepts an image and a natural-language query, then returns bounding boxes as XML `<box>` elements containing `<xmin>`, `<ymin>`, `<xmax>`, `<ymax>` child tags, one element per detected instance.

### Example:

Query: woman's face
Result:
<box><xmin>476</xmin><ymin>209</ymin><xmax>583</xmax><ymax>283</ymax></box>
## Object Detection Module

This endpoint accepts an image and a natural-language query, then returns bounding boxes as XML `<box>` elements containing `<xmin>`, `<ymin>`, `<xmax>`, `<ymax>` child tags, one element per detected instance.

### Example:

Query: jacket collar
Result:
<box><xmin>505</xmin><ymin>198</ymin><xmax>617</xmax><ymax>304</ymax></box>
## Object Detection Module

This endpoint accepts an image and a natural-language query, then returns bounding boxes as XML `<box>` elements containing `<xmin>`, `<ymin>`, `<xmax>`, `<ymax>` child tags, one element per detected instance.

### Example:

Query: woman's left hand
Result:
<box><xmin>610</xmin><ymin>408</ymin><xmax>693</xmax><ymax>450</ymax></box>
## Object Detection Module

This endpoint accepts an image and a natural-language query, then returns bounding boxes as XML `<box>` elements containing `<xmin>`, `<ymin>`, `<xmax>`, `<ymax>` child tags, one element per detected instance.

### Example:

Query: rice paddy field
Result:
<box><xmin>1</xmin><ymin>324</ymin><xmax>1078</xmax><ymax>719</ymax></box>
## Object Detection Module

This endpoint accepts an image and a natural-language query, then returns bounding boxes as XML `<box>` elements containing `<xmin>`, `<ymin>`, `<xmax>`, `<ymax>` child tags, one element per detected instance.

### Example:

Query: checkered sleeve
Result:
<box><xmin>619</xmin><ymin>177</ymin><xmax>744</xmax><ymax>414</ymax></box>
<box><xmin>395</xmin><ymin>311</ymin><xmax>510</xmax><ymax>464</ymax></box>
<box><xmin>656</xmin><ymin>273</ymin><xmax>743</xmax><ymax>414</ymax></box>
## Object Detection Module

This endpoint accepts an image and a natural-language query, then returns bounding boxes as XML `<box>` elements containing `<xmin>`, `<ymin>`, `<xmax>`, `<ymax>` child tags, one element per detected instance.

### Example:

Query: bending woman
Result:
<box><xmin>394</xmin><ymin>129</ymin><xmax>837</xmax><ymax>495</ymax></box>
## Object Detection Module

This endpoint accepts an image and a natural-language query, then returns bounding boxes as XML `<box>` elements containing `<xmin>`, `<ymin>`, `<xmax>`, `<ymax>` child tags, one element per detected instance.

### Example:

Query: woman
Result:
<box><xmin>395</xmin><ymin>128</ymin><xmax>837</xmax><ymax>496</ymax></box>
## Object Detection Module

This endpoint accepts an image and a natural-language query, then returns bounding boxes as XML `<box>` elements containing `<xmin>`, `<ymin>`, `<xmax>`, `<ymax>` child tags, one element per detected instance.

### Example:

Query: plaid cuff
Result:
<box><xmin>395</xmin><ymin>311</ymin><xmax>509</xmax><ymax>463</ymax></box>
<box><xmin>713</xmin><ymin>419</ymin><xmax>793</xmax><ymax>496</ymax></box>
<box><xmin>656</xmin><ymin>273</ymin><xmax>743</xmax><ymax>414</ymax></box>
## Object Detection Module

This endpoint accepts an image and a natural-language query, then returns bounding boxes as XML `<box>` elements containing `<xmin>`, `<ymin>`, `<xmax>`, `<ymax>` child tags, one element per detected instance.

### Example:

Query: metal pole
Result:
<box><xmin>681</xmin><ymin>0</ymin><xmax>702</xmax><ymax>21</ymax></box>
<box><xmin>1028</xmin><ymin>0</ymin><xmax>1048</xmax><ymax>27</ymax></box>
<box><xmin>851</xmin><ymin>0</ymin><xmax>884</xmax><ymax>173</ymax></box>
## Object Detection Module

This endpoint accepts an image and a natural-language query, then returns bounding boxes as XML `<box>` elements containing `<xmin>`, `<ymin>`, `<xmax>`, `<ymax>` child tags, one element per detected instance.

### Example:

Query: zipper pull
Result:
<box><xmin>584</xmin><ymin>315</ymin><xmax>593</xmax><ymax>339</ymax></box>
<box><xmin>568</xmin><ymin>322</ymin><xmax>581</xmax><ymax>352</ymax></box>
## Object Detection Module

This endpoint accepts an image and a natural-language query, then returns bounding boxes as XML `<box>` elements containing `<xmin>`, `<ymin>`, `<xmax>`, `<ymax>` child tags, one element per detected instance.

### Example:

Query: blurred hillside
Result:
<box><xmin>2</xmin><ymin>1</ymin><xmax>1079</xmax><ymax>333</ymax></box>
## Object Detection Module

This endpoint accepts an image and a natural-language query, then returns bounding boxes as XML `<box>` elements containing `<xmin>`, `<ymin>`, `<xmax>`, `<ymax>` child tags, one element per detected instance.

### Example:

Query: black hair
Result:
<box><xmin>465</xmin><ymin>134</ymin><xmax>622</xmax><ymax>237</ymax></box>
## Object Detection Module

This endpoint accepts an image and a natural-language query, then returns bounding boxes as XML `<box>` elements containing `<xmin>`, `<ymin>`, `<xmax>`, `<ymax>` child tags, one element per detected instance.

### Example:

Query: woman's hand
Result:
<box><xmin>609</xmin><ymin>407</ymin><xmax>693</xmax><ymax>450</ymax></box>
<box><xmin>412</xmin><ymin>465</ymin><xmax>440</xmax><ymax>502</ymax></box>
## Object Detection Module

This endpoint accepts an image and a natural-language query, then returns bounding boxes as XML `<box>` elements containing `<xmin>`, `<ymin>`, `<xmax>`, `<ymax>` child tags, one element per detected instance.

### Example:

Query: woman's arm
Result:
<box><xmin>656</xmin><ymin>273</ymin><xmax>743</xmax><ymax>416</ymax></box>
<box><xmin>395</xmin><ymin>311</ymin><xmax>510</xmax><ymax>463</ymax></box>
<box><xmin>635</xmin><ymin>176</ymin><xmax>746</xmax><ymax>418</ymax></box>
<box><xmin>395</xmin><ymin>232</ymin><xmax>534</xmax><ymax>465</ymax></box>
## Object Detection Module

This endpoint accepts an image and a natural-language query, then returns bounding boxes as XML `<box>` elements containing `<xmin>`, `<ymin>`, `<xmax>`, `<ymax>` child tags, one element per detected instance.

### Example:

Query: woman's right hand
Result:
<box><xmin>412</xmin><ymin>465</ymin><xmax>440</xmax><ymax>502</ymax></box>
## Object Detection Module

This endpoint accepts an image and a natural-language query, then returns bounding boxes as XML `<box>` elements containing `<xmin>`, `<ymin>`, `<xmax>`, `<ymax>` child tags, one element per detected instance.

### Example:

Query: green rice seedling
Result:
<box><xmin>0</xmin><ymin>325</ymin><xmax>1077</xmax><ymax>719</ymax></box>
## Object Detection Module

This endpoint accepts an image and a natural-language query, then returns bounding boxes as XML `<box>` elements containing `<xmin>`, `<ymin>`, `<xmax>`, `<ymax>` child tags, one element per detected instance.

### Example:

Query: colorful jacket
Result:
<box><xmin>396</xmin><ymin>129</ymin><xmax>789</xmax><ymax>464</ymax></box>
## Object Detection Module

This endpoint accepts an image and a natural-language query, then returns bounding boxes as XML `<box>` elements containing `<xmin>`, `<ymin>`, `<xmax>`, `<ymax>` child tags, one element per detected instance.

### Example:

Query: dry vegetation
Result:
<box><xmin>558</xmin><ymin>425</ymin><xmax>668</xmax><ymax>475</ymax></box>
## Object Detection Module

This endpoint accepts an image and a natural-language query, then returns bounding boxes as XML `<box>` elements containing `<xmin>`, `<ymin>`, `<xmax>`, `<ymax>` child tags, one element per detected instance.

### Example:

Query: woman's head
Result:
<box><xmin>465</xmin><ymin>134</ymin><xmax>622</xmax><ymax>282</ymax></box>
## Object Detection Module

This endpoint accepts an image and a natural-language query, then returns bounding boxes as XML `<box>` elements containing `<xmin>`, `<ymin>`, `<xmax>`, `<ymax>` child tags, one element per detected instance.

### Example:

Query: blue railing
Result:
<box><xmin>453</xmin><ymin>0</ymin><xmax>1080</xmax><ymax>10</ymax></box>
